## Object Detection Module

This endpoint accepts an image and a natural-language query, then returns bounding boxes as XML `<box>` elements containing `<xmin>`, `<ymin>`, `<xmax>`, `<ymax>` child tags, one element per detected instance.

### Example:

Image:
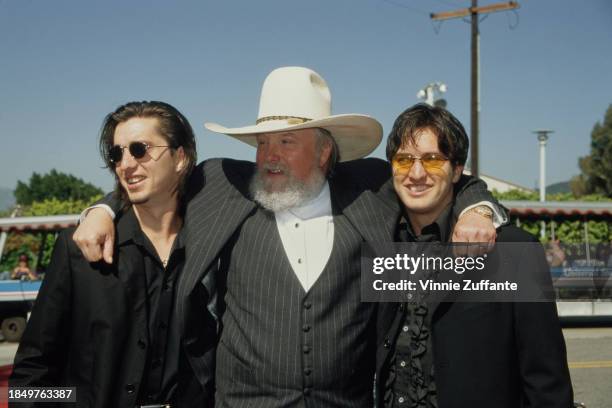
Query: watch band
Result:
<box><xmin>470</xmin><ymin>205</ymin><xmax>494</xmax><ymax>219</ymax></box>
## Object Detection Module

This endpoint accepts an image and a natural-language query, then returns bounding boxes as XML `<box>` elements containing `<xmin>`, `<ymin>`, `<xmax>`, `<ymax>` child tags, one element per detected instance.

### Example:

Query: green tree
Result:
<box><xmin>14</xmin><ymin>169</ymin><xmax>103</xmax><ymax>205</ymax></box>
<box><xmin>575</xmin><ymin>104</ymin><xmax>612</xmax><ymax>197</ymax></box>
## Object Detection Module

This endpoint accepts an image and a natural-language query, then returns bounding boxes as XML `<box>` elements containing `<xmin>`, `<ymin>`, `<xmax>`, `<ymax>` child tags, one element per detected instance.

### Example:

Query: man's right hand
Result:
<box><xmin>72</xmin><ymin>208</ymin><xmax>115</xmax><ymax>263</ymax></box>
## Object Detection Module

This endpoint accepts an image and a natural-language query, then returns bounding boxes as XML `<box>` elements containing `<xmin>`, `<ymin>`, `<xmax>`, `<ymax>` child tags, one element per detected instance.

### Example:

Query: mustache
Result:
<box><xmin>260</xmin><ymin>162</ymin><xmax>290</xmax><ymax>173</ymax></box>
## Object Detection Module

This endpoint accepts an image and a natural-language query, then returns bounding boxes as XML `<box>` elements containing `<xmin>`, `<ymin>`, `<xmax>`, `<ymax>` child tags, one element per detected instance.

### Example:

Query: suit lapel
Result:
<box><xmin>330</xmin><ymin>176</ymin><xmax>399</xmax><ymax>244</ymax></box>
<box><xmin>178</xmin><ymin>160</ymin><xmax>256</xmax><ymax>312</ymax></box>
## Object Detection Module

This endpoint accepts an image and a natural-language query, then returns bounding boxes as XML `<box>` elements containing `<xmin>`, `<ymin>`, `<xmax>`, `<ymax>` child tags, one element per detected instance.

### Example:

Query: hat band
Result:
<box><xmin>255</xmin><ymin>115</ymin><xmax>312</xmax><ymax>125</ymax></box>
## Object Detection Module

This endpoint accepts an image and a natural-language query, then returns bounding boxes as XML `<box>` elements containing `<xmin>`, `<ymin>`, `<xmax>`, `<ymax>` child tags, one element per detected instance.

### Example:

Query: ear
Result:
<box><xmin>175</xmin><ymin>147</ymin><xmax>187</xmax><ymax>173</ymax></box>
<box><xmin>318</xmin><ymin>139</ymin><xmax>333</xmax><ymax>169</ymax></box>
<box><xmin>452</xmin><ymin>164</ymin><xmax>464</xmax><ymax>183</ymax></box>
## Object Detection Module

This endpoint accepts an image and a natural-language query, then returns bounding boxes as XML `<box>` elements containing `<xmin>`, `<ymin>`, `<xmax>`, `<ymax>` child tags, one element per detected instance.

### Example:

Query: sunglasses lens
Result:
<box><xmin>129</xmin><ymin>142</ymin><xmax>148</xmax><ymax>159</ymax></box>
<box><xmin>422</xmin><ymin>155</ymin><xmax>447</xmax><ymax>171</ymax></box>
<box><xmin>392</xmin><ymin>155</ymin><xmax>414</xmax><ymax>174</ymax></box>
<box><xmin>108</xmin><ymin>146</ymin><xmax>123</xmax><ymax>164</ymax></box>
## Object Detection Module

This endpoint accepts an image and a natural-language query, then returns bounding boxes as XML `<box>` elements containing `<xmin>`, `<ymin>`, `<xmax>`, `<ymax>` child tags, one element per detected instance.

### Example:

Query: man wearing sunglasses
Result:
<box><xmin>10</xmin><ymin>101</ymin><xmax>214</xmax><ymax>407</ymax></box>
<box><xmin>375</xmin><ymin>104</ymin><xmax>573</xmax><ymax>408</ymax></box>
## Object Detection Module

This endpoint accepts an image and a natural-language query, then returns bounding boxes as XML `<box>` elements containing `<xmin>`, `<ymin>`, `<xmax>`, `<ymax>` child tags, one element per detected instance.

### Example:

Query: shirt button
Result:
<box><xmin>398</xmin><ymin>396</ymin><xmax>405</xmax><ymax>403</ymax></box>
<box><xmin>295</xmin><ymin>223</ymin><xmax>299</xmax><ymax>228</ymax></box>
<box><xmin>125</xmin><ymin>384</ymin><xmax>135</xmax><ymax>394</ymax></box>
<box><xmin>400</xmin><ymin>360</ymin><xmax>406</xmax><ymax>367</ymax></box>
<box><xmin>297</xmin><ymin>258</ymin><xmax>302</xmax><ymax>264</ymax></box>
<box><xmin>302</xmin><ymin>324</ymin><xmax>311</xmax><ymax>332</ymax></box>
<box><xmin>402</xmin><ymin>325</ymin><xmax>409</xmax><ymax>332</ymax></box>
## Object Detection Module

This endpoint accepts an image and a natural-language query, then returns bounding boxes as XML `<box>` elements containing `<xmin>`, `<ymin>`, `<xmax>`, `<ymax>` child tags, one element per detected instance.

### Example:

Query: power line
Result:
<box><xmin>506</xmin><ymin>9</ymin><xmax>520</xmax><ymax>29</ymax></box>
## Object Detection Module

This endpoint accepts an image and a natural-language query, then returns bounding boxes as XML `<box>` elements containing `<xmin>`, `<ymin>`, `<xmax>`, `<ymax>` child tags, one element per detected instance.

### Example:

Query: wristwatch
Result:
<box><xmin>469</xmin><ymin>205</ymin><xmax>494</xmax><ymax>219</ymax></box>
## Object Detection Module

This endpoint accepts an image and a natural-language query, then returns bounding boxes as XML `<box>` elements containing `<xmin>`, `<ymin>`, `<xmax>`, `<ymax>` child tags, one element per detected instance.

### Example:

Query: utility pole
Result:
<box><xmin>431</xmin><ymin>1</ymin><xmax>519</xmax><ymax>178</ymax></box>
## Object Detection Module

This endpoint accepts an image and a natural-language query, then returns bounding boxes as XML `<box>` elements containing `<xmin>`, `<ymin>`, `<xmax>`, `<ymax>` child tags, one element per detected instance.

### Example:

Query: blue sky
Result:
<box><xmin>1</xmin><ymin>0</ymin><xmax>611</xmax><ymax>192</ymax></box>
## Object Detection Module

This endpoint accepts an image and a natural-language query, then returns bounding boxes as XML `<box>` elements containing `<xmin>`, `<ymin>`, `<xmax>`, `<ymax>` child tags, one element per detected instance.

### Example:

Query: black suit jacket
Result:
<box><xmin>10</xmin><ymin>215</ymin><xmax>209</xmax><ymax>407</ymax></box>
<box><xmin>375</xmin><ymin>226</ymin><xmax>574</xmax><ymax>408</ymax></box>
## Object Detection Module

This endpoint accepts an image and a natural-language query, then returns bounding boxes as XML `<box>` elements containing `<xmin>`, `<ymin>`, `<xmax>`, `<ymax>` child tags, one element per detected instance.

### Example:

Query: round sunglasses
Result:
<box><xmin>108</xmin><ymin>142</ymin><xmax>173</xmax><ymax>164</ymax></box>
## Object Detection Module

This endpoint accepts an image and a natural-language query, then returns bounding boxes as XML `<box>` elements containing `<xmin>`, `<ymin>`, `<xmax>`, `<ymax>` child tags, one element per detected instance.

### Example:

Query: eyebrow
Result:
<box><xmin>396</xmin><ymin>150</ymin><xmax>442</xmax><ymax>155</ymax></box>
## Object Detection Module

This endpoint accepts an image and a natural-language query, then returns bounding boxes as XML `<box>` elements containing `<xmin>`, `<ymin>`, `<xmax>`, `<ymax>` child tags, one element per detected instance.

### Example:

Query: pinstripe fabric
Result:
<box><xmin>215</xmin><ymin>206</ymin><xmax>378</xmax><ymax>408</ymax></box>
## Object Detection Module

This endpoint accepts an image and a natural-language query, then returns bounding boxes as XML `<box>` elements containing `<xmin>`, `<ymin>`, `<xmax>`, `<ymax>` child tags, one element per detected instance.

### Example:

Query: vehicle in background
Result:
<box><xmin>0</xmin><ymin>214</ymin><xmax>78</xmax><ymax>342</ymax></box>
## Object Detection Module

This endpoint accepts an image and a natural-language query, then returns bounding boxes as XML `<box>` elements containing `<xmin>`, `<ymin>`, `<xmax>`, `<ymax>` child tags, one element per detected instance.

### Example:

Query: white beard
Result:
<box><xmin>250</xmin><ymin>165</ymin><xmax>326</xmax><ymax>212</ymax></box>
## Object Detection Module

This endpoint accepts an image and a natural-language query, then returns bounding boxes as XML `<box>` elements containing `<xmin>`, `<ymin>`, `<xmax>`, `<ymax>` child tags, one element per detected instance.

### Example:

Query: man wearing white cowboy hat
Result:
<box><xmin>74</xmin><ymin>66</ymin><xmax>505</xmax><ymax>407</ymax></box>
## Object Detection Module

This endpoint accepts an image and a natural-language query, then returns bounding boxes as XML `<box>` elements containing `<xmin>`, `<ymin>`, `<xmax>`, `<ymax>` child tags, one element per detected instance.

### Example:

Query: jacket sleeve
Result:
<box><xmin>9</xmin><ymin>230</ymin><xmax>73</xmax><ymax>391</ymax></box>
<box><xmin>513</xmin><ymin>242</ymin><xmax>574</xmax><ymax>407</ymax></box>
<box><xmin>86</xmin><ymin>192</ymin><xmax>123</xmax><ymax>218</ymax></box>
<box><xmin>452</xmin><ymin>174</ymin><xmax>507</xmax><ymax>222</ymax></box>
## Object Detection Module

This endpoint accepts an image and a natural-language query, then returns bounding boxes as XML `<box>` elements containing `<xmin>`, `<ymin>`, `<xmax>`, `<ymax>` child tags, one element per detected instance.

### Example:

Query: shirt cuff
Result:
<box><xmin>459</xmin><ymin>201</ymin><xmax>507</xmax><ymax>228</ymax></box>
<box><xmin>79</xmin><ymin>204</ymin><xmax>116</xmax><ymax>224</ymax></box>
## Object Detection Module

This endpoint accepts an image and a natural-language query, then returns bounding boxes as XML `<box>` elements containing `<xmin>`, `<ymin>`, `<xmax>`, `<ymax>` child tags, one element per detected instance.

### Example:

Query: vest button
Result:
<box><xmin>125</xmin><ymin>383</ymin><xmax>135</xmax><ymax>394</ymax></box>
<box><xmin>302</xmin><ymin>324</ymin><xmax>311</xmax><ymax>332</ymax></box>
<box><xmin>383</xmin><ymin>338</ymin><xmax>391</xmax><ymax>349</ymax></box>
<box><xmin>302</xmin><ymin>345</ymin><xmax>311</xmax><ymax>354</ymax></box>
<box><xmin>304</xmin><ymin>368</ymin><xmax>312</xmax><ymax>376</ymax></box>
<box><xmin>137</xmin><ymin>339</ymin><xmax>146</xmax><ymax>349</ymax></box>
<box><xmin>303</xmin><ymin>301</ymin><xmax>312</xmax><ymax>309</ymax></box>
<box><xmin>303</xmin><ymin>387</ymin><xmax>311</xmax><ymax>396</ymax></box>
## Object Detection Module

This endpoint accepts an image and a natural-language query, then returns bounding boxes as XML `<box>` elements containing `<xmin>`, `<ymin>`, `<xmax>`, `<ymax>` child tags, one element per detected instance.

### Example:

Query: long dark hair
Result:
<box><xmin>99</xmin><ymin>101</ymin><xmax>197</xmax><ymax>211</ymax></box>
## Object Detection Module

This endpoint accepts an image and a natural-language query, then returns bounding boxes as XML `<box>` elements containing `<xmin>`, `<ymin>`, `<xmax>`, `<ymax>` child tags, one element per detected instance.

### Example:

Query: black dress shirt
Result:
<box><xmin>388</xmin><ymin>205</ymin><xmax>454</xmax><ymax>408</ymax></box>
<box><xmin>116</xmin><ymin>208</ymin><xmax>185</xmax><ymax>405</ymax></box>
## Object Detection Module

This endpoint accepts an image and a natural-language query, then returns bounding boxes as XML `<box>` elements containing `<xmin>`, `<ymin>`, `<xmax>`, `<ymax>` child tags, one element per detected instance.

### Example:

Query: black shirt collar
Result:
<box><xmin>115</xmin><ymin>206</ymin><xmax>185</xmax><ymax>250</ymax></box>
<box><xmin>399</xmin><ymin>204</ymin><xmax>456</xmax><ymax>243</ymax></box>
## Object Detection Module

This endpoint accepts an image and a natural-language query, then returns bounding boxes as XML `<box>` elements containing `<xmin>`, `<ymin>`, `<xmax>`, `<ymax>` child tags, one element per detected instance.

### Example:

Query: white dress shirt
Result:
<box><xmin>274</xmin><ymin>182</ymin><xmax>334</xmax><ymax>292</ymax></box>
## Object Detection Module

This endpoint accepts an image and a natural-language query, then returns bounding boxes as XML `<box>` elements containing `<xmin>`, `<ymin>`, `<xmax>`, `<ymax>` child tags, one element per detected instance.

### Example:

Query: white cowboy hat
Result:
<box><xmin>204</xmin><ymin>66</ymin><xmax>382</xmax><ymax>162</ymax></box>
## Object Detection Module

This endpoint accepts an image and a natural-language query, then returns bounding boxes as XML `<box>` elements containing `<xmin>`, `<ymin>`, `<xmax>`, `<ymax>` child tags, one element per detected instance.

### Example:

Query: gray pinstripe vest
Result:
<box><xmin>215</xmin><ymin>206</ymin><xmax>376</xmax><ymax>408</ymax></box>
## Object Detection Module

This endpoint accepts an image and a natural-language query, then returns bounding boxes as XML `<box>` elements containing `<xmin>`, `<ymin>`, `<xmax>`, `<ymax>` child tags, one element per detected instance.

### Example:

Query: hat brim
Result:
<box><xmin>205</xmin><ymin>114</ymin><xmax>382</xmax><ymax>162</ymax></box>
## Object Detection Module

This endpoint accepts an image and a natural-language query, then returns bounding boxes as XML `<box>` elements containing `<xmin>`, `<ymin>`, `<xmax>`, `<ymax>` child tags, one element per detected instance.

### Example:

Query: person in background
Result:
<box><xmin>11</xmin><ymin>254</ymin><xmax>37</xmax><ymax>280</ymax></box>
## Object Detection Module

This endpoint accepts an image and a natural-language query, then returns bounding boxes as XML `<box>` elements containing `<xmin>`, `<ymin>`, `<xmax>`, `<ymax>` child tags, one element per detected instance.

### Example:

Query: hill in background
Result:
<box><xmin>547</xmin><ymin>181</ymin><xmax>572</xmax><ymax>194</ymax></box>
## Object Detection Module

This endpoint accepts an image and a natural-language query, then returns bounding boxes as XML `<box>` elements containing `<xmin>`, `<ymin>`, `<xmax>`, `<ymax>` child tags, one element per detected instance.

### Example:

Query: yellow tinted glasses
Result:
<box><xmin>392</xmin><ymin>153</ymin><xmax>449</xmax><ymax>175</ymax></box>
